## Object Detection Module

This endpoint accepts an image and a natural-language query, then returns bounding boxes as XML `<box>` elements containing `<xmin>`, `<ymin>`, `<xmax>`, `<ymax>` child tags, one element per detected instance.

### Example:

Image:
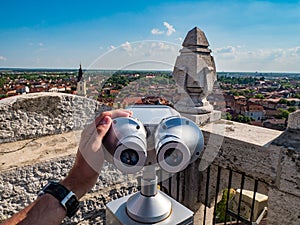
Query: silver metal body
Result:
<box><xmin>104</xmin><ymin>105</ymin><xmax>203</xmax><ymax>224</ymax></box>
<box><xmin>102</xmin><ymin>105</ymin><xmax>204</xmax><ymax>174</ymax></box>
<box><xmin>106</xmin><ymin>190</ymin><xmax>194</xmax><ymax>225</ymax></box>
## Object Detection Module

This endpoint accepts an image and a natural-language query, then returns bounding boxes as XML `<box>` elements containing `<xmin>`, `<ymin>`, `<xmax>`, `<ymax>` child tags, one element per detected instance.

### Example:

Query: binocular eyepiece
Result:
<box><xmin>102</xmin><ymin>105</ymin><xmax>204</xmax><ymax>174</ymax></box>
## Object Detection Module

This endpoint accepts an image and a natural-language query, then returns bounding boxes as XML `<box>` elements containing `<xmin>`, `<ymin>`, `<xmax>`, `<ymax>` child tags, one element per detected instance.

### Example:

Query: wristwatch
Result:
<box><xmin>39</xmin><ymin>181</ymin><xmax>80</xmax><ymax>217</ymax></box>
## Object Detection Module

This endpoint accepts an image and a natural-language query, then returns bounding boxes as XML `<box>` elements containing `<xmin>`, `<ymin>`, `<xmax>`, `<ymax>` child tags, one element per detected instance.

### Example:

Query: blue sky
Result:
<box><xmin>1</xmin><ymin>0</ymin><xmax>300</xmax><ymax>72</ymax></box>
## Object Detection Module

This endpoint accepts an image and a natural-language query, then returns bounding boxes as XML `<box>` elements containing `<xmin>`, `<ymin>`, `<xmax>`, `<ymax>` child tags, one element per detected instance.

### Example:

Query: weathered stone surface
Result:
<box><xmin>182</xmin><ymin>27</ymin><xmax>209</xmax><ymax>48</ymax></box>
<box><xmin>278</xmin><ymin>147</ymin><xmax>300</xmax><ymax>197</ymax></box>
<box><xmin>0</xmin><ymin>156</ymin><xmax>139</xmax><ymax>224</ymax></box>
<box><xmin>181</xmin><ymin>110</ymin><xmax>221</xmax><ymax>125</ymax></box>
<box><xmin>0</xmin><ymin>131</ymin><xmax>81</xmax><ymax>170</ymax></box>
<box><xmin>0</xmin><ymin>93</ymin><xmax>110</xmax><ymax>143</ymax></box>
<box><xmin>268</xmin><ymin>188</ymin><xmax>300</xmax><ymax>225</ymax></box>
<box><xmin>287</xmin><ymin>110</ymin><xmax>300</xmax><ymax>130</ymax></box>
<box><xmin>272</xmin><ymin>129</ymin><xmax>300</xmax><ymax>151</ymax></box>
<box><xmin>173</xmin><ymin>27</ymin><xmax>217</xmax><ymax>116</ymax></box>
<box><xmin>200</xmin><ymin>120</ymin><xmax>283</xmax><ymax>183</ymax></box>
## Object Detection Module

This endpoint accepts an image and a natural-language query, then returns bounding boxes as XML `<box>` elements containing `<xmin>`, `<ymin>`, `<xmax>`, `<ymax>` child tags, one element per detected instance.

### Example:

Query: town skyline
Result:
<box><xmin>1</xmin><ymin>0</ymin><xmax>300</xmax><ymax>72</ymax></box>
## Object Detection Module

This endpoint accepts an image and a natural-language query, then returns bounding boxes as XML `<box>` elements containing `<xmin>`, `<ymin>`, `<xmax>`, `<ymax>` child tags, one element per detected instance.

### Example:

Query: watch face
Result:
<box><xmin>66</xmin><ymin>195</ymin><xmax>80</xmax><ymax>217</ymax></box>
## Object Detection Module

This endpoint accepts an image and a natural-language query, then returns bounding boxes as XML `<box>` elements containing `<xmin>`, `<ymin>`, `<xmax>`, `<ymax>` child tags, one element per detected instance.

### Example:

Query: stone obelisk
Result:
<box><xmin>173</xmin><ymin>27</ymin><xmax>221</xmax><ymax>124</ymax></box>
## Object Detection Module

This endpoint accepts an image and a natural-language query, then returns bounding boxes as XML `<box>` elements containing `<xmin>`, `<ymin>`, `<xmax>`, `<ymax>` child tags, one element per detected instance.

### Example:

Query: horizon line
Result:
<box><xmin>1</xmin><ymin>67</ymin><xmax>300</xmax><ymax>74</ymax></box>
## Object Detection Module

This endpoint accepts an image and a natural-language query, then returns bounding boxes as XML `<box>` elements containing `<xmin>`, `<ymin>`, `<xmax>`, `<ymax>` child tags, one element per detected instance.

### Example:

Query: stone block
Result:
<box><xmin>180</xmin><ymin>110</ymin><xmax>221</xmax><ymax>125</ymax></box>
<box><xmin>0</xmin><ymin>93</ymin><xmax>110</xmax><ymax>143</ymax></box>
<box><xmin>268</xmin><ymin>188</ymin><xmax>300</xmax><ymax>225</ymax></box>
<box><xmin>278</xmin><ymin>148</ymin><xmax>300</xmax><ymax>196</ymax></box>
<box><xmin>288</xmin><ymin>110</ymin><xmax>300</xmax><ymax>130</ymax></box>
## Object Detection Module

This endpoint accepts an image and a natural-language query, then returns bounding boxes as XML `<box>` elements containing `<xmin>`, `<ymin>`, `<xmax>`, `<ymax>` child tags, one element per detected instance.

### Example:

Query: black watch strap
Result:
<box><xmin>39</xmin><ymin>181</ymin><xmax>79</xmax><ymax>217</ymax></box>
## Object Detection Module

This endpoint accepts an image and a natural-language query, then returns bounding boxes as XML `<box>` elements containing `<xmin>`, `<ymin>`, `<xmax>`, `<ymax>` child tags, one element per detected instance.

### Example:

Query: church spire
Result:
<box><xmin>77</xmin><ymin>64</ymin><xmax>83</xmax><ymax>82</ymax></box>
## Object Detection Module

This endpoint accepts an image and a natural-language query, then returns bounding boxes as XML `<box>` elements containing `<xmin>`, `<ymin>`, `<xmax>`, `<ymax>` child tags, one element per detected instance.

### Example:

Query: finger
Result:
<box><xmin>96</xmin><ymin>116</ymin><xmax>112</xmax><ymax>139</ymax></box>
<box><xmin>110</xmin><ymin>109</ymin><xmax>133</xmax><ymax>119</ymax></box>
<box><xmin>95</xmin><ymin>109</ymin><xmax>132</xmax><ymax>125</ymax></box>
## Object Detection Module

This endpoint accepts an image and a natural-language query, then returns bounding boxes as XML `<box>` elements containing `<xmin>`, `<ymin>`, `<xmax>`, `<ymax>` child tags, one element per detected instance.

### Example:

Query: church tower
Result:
<box><xmin>76</xmin><ymin>64</ymin><xmax>87</xmax><ymax>96</ymax></box>
<box><xmin>77</xmin><ymin>64</ymin><xmax>83</xmax><ymax>82</ymax></box>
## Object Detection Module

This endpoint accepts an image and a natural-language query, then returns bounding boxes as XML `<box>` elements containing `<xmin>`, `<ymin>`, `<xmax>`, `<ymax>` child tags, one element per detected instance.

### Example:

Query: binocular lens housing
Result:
<box><xmin>102</xmin><ymin>106</ymin><xmax>204</xmax><ymax>174</ymax></box>
<box><xmin>103</xmin><ymin>117</ymin><xmax>147</xmax><ymax>174</ymax></box>
<box><xmin>155</xmin><ymin>117</ymin><xmax>204</xmax><ymax>173</ymax></box>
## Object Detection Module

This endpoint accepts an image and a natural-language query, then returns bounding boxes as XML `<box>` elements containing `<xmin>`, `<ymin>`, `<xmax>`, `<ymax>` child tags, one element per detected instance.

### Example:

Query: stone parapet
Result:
<box><xmin>0</xmin><ymin>92</ymin><xmax>110</xmax><ymax>144</ymax></box>
<box><xmin>0</xmin><ymin>155</ymin><xmax>138</xmax><ymax>224</ymax></box>
<box><xmin>163</xmin><ymin>117</ymin><xmax>300</xmax><ymax>224</ymax></box>
<box><xmin>0</xmin><ymin>93</ymin><xmax>300</xmax><ymax>224</ymax></box>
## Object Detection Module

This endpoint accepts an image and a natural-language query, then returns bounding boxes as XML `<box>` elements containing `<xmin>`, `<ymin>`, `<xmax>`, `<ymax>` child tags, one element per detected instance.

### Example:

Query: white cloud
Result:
<box><xmin>38</xmin><ymin>42</ymin><xmax>44</xmax><ymax>47</ymax></box>
<box><xmin>213</xmin><ymin>45</ymin><xmax>300</xmax><ymax>72</ymax></box>
<box><xmin>214</xmin><ymin>46</ymin><xmax>236</xmax><ymax>54</ymax></box>
<box><xmin>109</xmin><ymin>45</ymin><xmax>116</xmax><ymax>50</ymax></box>
<box><xmin>151</xmin><ymin>28</ymin><xmax>164</xmax><ymax>35</ymax></box>
<box><xmin>289</xmin><ymin>46</ymin><xmax>300</xmax><ymax>57</ymax></box>
<box><xmin>90</xmin><ymin>40</ymin><xmax>180</xmax><ymax>70</ymax></box>
<box><xmin>151</xmin><ymin>22</ymin><xmax>176</xmax><ymax>36</ymax></box>
<box><xmin>121</xmin><ymin>41</ymin><xmax>133</xmax><ymax>52</ymax></box>
<box><xmin>0</xmin><ymin>56</ymin><xmax>7</xmax><ymax>61</ymax></box>
<box><xmin>213</xmin><ymin>46</ymin><xmax>237</xmax><ymax>60</ymax></box>
<box><xmin>163</xmin><ymin>22</ymin><xmax>176</xmax><ymax>36</ymax></box>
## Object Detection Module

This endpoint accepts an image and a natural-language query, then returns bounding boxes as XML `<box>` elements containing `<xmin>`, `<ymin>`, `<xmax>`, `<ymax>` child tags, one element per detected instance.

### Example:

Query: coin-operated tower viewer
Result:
<box><xmin>102</xmin><ymin>105</ymin><xmax>204</xmax><ymax>225</ymax></box>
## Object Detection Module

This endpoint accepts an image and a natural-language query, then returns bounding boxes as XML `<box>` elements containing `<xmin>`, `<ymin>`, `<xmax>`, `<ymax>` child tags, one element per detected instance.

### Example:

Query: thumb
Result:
<box><xmin>96</xmin><ymin>115</ymin><xmax>112</xmax><ymax>140</ymax></box>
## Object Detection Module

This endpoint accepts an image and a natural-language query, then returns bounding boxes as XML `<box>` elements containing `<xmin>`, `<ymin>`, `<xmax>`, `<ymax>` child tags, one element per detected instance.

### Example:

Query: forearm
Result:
<box><xmin>2</xmin><ymin>153</ymin><xmax>101</xmax><ymax>225</ymax></box>
<box><xmin>1</xmin><ymin>194</ymin><xmax>66</xmax><ymax>225</ymax></box>
<box><xmin>1</xmin><ymin>110</ymin><xmax>131</xmax><ymax>225</ymax></box>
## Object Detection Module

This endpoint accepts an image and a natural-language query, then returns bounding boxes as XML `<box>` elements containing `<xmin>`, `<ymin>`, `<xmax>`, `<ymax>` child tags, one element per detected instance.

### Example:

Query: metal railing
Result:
<box><xmin>158</xmin><ymin>164</ymin><xmax>268</xmax><ymax>225</ymax></box>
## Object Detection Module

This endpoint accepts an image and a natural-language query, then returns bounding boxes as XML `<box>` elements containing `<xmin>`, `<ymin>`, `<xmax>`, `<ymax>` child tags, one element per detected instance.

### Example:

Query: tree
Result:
<box><xmin>287</xmin><ymin>100</ymin><xmax>296</xmax><ymax>106</ymax></box>
<box><xmin>277</xmin><ymin>108</ymin><xmax>290</xmax><ymax>119</ymax></box>
<box><xmin>226</xmin><ymin>112</ymin><xmax>233</xmax><ymax>120</ymax></box>
<box><xmin>254</xmin><ymin>93</ymin><xmax>265</xmax><ymax>99</ymax></box>
<box><xmin>279</xmin><ymin>98</ymin><xmax>288</xmax><ymax>104</ymax></box>
<box><xmin>215</xmin><ymin>189</ymin><xmax>236</xmax><ymax>223</ymax></box>
<box><xmin>236</xmin><ymin>115</ymin><xmax>251</xmax><ymax>123</ymax></box>
<box><xmin>288</xmin><ymin>107</ymin><xmax>296</xmax><ymax>113</ymax></box>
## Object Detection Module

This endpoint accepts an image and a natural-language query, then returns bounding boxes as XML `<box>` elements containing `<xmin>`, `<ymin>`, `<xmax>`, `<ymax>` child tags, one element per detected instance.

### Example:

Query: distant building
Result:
<box><xmin>16</xmin><ymin>86</ymin><xmax>29</xmax><ymax>95</ymax></box>
<box><xmin>243</xmin><ymin>103</ymin><xmax>265</xmax><ymax>121</ymax></box>
<box><xmin>76</xmin><ymin>64</ymin><xmax>86</xmax><ymax>96</ymax></box>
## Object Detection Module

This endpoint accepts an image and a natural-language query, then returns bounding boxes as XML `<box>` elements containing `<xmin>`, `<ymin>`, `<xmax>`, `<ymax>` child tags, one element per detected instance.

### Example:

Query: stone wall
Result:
<box><xmin>0</xmin><ymin>92</ymin><xmax>110</xmax><ymax>143</ymax></box>
<box><xmin>162</xmin><ymin>113</ymin><xmax>300</xmax><ymax>225</ymax></box>
<box><xmin>0</xmin><ymin>156</ymin><xmax>139</xmax><ymax>224</ymax></box>
<box><xmin>1</xmin><ymin>93</ymin><xmax>299</xmax><ymax>224</ymax></box>
<box><xmin>0</xmin><ymin>93</ymin><xmax>137</xmax><ymax>224</ymax></box>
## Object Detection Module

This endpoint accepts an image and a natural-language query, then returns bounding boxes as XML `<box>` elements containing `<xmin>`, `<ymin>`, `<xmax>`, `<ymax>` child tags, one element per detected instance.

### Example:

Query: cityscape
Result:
<box><xmin>0</xmin><ymin>67</ymin><xmax>299</xmax><ymax>131</ymax></box>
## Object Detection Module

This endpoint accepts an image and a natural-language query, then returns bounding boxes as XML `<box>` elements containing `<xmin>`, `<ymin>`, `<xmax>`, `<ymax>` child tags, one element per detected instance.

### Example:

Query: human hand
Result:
<box><xmin>61</xmin><ymin>109</ymin><xmax>132</xmax><ymax>198</ymax></box>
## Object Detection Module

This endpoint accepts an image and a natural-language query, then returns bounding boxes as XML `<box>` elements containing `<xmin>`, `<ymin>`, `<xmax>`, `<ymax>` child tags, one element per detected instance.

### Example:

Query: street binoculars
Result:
<box><xmin>103</xmin><ymin>105</ymin><xmax>204</xmax><ymax>174</ymax></box>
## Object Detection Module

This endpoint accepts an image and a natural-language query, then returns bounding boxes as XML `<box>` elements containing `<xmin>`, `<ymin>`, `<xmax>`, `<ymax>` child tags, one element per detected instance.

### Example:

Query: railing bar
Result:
<box><xmin>182</xmin><ymin>169</ymin><xmax>187</xmax><ymax>202</ymax></box>
<box><xmin>168</xmin><ymin>173</ymin><xmax>172</xmax><ymax>196</ymax></box>
<box><xmin>180</xmin><ymin>170</ymin><xmax>184</xmax><ymax>202</ymax></box>
<box><xmin>250</xmin><ymin>179</ymin><xmax>258</xmax><ymax>223</ymax></box>
<box><xmin>227</xmin><ymin>210</ymin><xmax>251</xmax><ymax>224</ymax></box>
<box><xmin>197</xmin><ymin>168</ymin><xmax>202</xmax><ymax>203</ymax></box>
<box><xmin>203</xmin><ymin>165</ymin><xmax>211</xmax><ymax>225</ymax></box>
<box><xmin>176</xmin><ymin>172</ymin><xmax>180</xmax><ymax>201</ymax></box>
<box><xmin>236</xmin><ymin>173</ymin><xmax>245</xmax><ymax>225</ymax></box>
<box><xmin>213</xmin><ymin>166</ymin><xmax>222</xmax><ymax>225</ymax></box>
<box><xmin>224</xmin><ymin>169</ymin><xmax>233</xmax><ymax>225</ymax></box>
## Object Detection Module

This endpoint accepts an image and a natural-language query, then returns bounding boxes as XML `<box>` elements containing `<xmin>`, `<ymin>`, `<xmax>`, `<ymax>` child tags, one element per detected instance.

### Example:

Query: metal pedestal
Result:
<box><xmin>106</xmin><ymin>190</ymin><xmax>194</xmax><ymax>225</ymax></box>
